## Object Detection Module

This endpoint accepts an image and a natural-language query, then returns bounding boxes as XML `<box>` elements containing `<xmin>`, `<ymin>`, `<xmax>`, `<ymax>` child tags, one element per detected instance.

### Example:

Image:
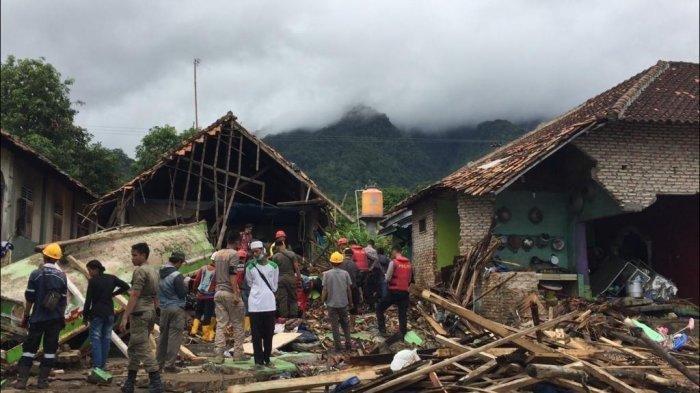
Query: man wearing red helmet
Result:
<box><xmin>268</xmin><ymin>229</ymin><xmax>287</xmax><ymax>256</ymax></box>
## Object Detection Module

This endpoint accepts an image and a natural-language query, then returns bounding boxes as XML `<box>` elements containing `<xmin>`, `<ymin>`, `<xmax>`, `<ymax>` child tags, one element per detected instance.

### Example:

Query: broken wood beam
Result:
<box><xmin>526</xmin><ymin>363</ymin><xmax>588</xmax><ymax>381</ymax></box>
<box><xmin>227</xmin><ymin>366</ymin><xmax>385</xmax><ymax>393</ymax></box>
<box><xmin>434</xmin><ymin>335</ymin><xmax>495</xmax><ymax>362</ymax></box>
<box><xmin>631</xmin><ymin>327</ymin><xmax>700</xmax><ymax>386</ymax></box>
<box><xmin>420</xmin><ymin>289</ymin><xmax>556</xmax><ymax>355</ymax></box>
<box><xmin>417</xmin><ymin>307</ymin><xmax>448</xmax><ymax>336</ymax></box>
<box><xmin>609</xmin><ymin>369</ymin><xmax>698</xmax><ymax>393</ymax></box>
<box><xmin>363</xmin><ymin>311</ymin><xmax>577</xmax><ymax>393</ymax></box>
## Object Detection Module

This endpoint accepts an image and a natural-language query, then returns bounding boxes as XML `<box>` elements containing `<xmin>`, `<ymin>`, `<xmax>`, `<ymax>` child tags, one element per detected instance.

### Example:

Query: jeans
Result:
<box><xmin>89</xmin><ymin>315</ymin><xmax>114</xmax><ymax>369</ymax></box>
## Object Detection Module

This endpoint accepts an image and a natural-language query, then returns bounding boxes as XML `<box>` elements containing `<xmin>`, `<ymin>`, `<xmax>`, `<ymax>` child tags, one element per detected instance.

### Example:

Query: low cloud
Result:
<box><xmin>2</xmin><ymin>1</ymin><xmax>698</xmax><ymax>154</ymax></box>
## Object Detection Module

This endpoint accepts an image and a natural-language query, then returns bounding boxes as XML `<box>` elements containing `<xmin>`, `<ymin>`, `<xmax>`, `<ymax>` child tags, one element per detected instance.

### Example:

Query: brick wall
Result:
<box><xmin>574</xmin><ymin>122</ymin><xmax>699</xmax><ymax>211</ymax></box>
<box><xmin>457</xmin><ymin>195</ymin><xmax>495</xmax><ymax>255</ymax></box>
<box><xmin>476</xmin><ymin>272</ymin><xmax>539</xmax><ymax>325</ymax></box>
<box><xmin>411</xmin><ymin>199</ymin><xmax>437</xmax><ymax>287</ymax></box>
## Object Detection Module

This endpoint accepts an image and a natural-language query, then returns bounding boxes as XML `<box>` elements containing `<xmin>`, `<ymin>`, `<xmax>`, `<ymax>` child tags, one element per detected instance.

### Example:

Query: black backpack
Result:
<box><xmin>40</xmin><ymin>269</ymin><xmax>62</xmax><ymax>311</ymax></box>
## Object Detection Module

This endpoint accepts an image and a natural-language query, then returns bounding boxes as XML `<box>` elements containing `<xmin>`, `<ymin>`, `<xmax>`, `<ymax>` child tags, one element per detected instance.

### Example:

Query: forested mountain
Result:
<box><xmin>264</xmin><ymin>106</ymin><xmax>532</xmax><ymax>199</ymax></box>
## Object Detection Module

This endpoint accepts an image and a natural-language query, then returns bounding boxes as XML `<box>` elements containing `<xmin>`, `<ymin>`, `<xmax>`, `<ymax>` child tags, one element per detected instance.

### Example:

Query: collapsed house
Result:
<box><xmin>85</xmin><ymin>112</ymin><xmax>351</xmax><ymax>256</ymax></box>
<box><xmin>0</xmin><ymin>131</ymin><xmax>97</xmax><ymax>261</ymax></box>
<box><xmin>392</xmin><ymin>60</ymin><xmax>699</xmax><ymax>310</ymax></box>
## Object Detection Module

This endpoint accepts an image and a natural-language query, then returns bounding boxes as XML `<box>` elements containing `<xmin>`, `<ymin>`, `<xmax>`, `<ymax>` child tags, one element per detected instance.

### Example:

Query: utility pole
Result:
<box><xmin>193</xmin><ymin>58</ymin><xmax>201</xmax><ymax>130</ymax></box>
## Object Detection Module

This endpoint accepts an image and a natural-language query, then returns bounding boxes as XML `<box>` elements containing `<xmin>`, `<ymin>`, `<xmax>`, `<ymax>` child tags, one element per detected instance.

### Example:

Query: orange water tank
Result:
<box><xmin>361</xmin><ymin>188</ymin><xmax>383</xmax><ymax>217</ymax></box>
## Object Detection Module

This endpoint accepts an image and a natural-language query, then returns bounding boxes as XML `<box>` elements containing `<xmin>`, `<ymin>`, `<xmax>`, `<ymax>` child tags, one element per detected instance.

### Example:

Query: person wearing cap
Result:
<box><xmin>246</xmin><ymin>240</ymin><xmax>279</xmax><ymax>367</ymax></box>
<box><xmin>13</xmin><ymin>243</ymin><xmax>68</xmax><ymax>390</ymax></box>
<box><xmin>271</xmin><ymin>239</ymin><xmax>301</xmax><ymax>318</ymax></box>
<box><xmin>190</xmin><ymin>254</ymin><xmax>217</xmax><ymax>341</ymax></box>
<box><xmin>212</xmin><ymin>234</ymin><xmax>247</xmax><ymax>363</ymax></box>
<box><xmin>118</xmin><ymin>242</ymin><xmax>163</xmax><ymax>393</ymax></box>
<box><xmin>268</xmin><ymin>229</ymin><xmax>288</xmax><ymax>256</ymax></box>
<box><xmin>156</xmin><ymin>251</ymin><xmax>188</xmax><ymax>372</ymax></box>
<box><xmin>322</xmin><ymin>252</ymin><xmax>354</xmax><ymax>352</ymax></box>
<box><xmin>336</xmin><ymin>237</ymin><xmax>348</xmax><ymax>252</ymax></box>
<box><xmin>83</xmin><ymin>259</ymin><xmax>130</xmax><ymax>373</ymax></box>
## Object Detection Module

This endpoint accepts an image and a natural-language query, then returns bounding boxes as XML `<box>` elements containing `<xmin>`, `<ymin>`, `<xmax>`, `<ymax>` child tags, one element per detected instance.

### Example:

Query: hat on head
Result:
<box><xmin>330</xmin><ymin>251</ymin><xmax>344</xmax><ymax>264</ymax></box>
<box><xmin>337</xmin><ymin>237</ymin><xmax>348</xmax><ymax>246</ymax></box>
<box><xmin>275</xmin><ymin>230</ymin><xmax>287</xmax><ymax>239</ymax></box>
<box><xmin>250</xmin><ymin>240</ymin><xmax>264</xmax><ymax>250</ymax></box>
<box><xmin>42</xmin><ymin>243</ymin><xmax>62</xmax><ymax>260</ymax></box>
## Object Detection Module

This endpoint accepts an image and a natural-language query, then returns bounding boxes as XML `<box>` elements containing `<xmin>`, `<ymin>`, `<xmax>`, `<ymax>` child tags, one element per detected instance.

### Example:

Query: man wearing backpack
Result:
<box><xmin>13</xmin><ymin>243</ymin><xmax>68</xmax><ymax>390</ymax></box>
<box><xmin>271</xmin><ymin>240</ymin><xmax>300</xmax><ymax>318</ymax></box>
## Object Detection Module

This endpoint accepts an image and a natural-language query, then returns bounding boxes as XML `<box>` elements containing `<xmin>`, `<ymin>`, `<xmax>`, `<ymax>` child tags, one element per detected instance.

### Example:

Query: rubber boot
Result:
<box><xmin>36</xmin><ymin>366</ymin><xmax>51</xmax><ymax>389</ymax></box>
<box><xmin>12</xmin><ymin>363</ymin><xmax>31</xmax><ymax>390</ymax></box>
<box><xmin>148</xmin><ymin>371</ymin><xmax>164</xmax><ymax>393</ymax></box>
<box><xmin>189</xmin><ymin>318</ymin><xmax>201</xmax><ymax>336</ymax></box>
<box><xmin>121</xmin><ymin>369</ymin><xmax>137</xmax><ymax>393</ymax></box>
<box><xmin>204</xmin><ymin>320</ymin><xmax>216</xmax><ymax>342</ymax></box>
<box><xmin>201</xmin><ymin>324</ymin><xmax>211</xmax><ymax>342</ymax></box>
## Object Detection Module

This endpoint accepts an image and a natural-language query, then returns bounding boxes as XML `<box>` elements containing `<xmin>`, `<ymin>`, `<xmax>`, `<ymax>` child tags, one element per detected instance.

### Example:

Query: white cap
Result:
<box><xmin>250</xmin><ymin>240</ymin><xmax>264</xmax><ymax>250</ymax></box>
<box><xmin>210</xmin><ymin>250</ymin><xmax>218</xmax><ymax>260</ymax></box>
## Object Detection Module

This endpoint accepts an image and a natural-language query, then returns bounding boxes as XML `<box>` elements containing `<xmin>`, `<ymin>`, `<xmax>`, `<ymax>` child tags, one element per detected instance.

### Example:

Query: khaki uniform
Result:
<box><xmin>214</xmin><ymin>291</ymin><xmax>245</xmax><ymax>357</ymax></box>
<box><xmin>128</xmin><ymin>265</ymin><xmax>159</xmax><ymax>372</ymax></box>
<box><xmin>272</xmin><ymin>250</ymin><xmax>298</xmax><ymax>318</ymax></box>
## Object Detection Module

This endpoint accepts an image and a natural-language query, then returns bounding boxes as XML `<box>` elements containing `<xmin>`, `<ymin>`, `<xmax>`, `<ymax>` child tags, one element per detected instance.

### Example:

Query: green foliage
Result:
<box><xmin>382</xmin><ymin>186</ymin><xmax>412</xmax><ymax>211</ymax></box>
<box><xmin>264</xmin><ymin>106</ymin><xmax>526</xmax><ymax>200</ymax></box>
<box><xmin>1</xmin><ymin>56</ymin><xmax>132</xmax><ymax>194</ymax></box>
<box><xmin>133</xmin><ymin>125</ymin><xmax>195</xmax><ymax>172</ymax></box>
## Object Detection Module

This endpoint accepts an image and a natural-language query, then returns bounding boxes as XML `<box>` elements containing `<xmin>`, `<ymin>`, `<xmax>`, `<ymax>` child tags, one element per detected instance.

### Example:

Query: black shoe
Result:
<box><xmin>12</xmin><ymin>364</ymin><xmax>31</xmax><ymax>390</ymax></box>
<box><xmin>36</xmin><ymin>367</ymin><xmax>51</xmax><ymax>389</ymax></box>
<box><xmin>121</xmin><ymin>370</ymin><xmax>137</xmax><ymax>393</ymax></box>
<box><xmin>148</xmin><ymin>371</ymin><xmax>164</xmax><ymax>393</ymax></box>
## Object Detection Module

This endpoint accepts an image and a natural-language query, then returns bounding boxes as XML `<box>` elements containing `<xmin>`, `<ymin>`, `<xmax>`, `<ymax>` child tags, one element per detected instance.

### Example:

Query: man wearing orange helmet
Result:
<box><xmin>13</xmin><ymin>243</ymin><xmax>68</xmax><ymax>390</ymax></box>
<box><xmin>268</xmin><ymin>229</ymin><xmax>288</xmax><ymax>256</ymax></box>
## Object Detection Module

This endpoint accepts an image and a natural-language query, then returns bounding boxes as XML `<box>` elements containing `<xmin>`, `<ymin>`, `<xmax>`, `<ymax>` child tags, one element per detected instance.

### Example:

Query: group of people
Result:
<box><xmin>12</xmin><ymin>224</ymin><xmax>412</xmax><ymax>392</ymax></box>
<box><xmin>322</xmin><ymin>238</ymin><xmax>413</xmax><ymax>352</ymax></box>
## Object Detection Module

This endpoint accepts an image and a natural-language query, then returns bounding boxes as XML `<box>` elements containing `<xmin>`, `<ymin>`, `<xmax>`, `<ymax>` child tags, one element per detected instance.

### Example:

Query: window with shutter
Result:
<box><xmin>53</xmin><ymin>198</ymin><xmax>64</xmax><ymax>241</ymax></box>
<box><xmin>16</xmin><ymin>186</ymin><xmax>34</xmax><ymax>237</ymax></box>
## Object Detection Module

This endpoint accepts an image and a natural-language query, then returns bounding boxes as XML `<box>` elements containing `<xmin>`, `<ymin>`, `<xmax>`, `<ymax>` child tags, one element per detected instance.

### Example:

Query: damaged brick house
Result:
<box><xmin>393</xmin><ymin>60</ymin><xmax>699</xmax><ymax>306</ymax></box>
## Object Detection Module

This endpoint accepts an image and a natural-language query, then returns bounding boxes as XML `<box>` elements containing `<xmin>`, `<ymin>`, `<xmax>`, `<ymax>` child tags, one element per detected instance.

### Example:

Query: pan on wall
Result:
<box><xmin>551</xmin><ymin>237</ymin><xmax>566</xmax><ymax>251</ymax></box>
<box><xmin>507</xmin><ymin>235</ymin><xmax>522</xmax><ymax>252</ymax></box>
<box><xmin>522</xmin><ymin>236</ymin><xmax>534</xmax><ymax>251</ymax></box>
<box><xmin>528</xmin><ymin>207</ymin><xmax>543</xmax><ymax>224</ymax></box>
<box><xmin>536</xmin><ymin>233</ymin><xmax>551</xmax><ymax>248</ymax></box>
<box><xmin>496</xmin><ymin>207</ymin><xmax>512</xmax><ymax>223</ymax></box>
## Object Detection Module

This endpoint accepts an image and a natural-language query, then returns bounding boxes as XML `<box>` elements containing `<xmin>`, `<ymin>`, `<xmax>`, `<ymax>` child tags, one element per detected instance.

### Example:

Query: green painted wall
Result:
<box><xmin>436</xmin><ymin>198</ymin><xmax>460</xmax><ymax>268</ymax></box>
<box><xmin>494</xmin><ymin>191</ymin><xmax>571</xmax><ymax>269</ymax></box>
<box><xmin>578</xmin><ymin>183</ymin><xmax>622</xmax><ymax>221</ymax></box>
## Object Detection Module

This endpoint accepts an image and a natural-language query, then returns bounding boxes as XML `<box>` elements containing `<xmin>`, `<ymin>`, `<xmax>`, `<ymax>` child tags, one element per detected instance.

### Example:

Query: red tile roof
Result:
<box><xmin>395</xmin><ymin>60</ymin><xmax>699</xmax><ymax>210</ymax></box>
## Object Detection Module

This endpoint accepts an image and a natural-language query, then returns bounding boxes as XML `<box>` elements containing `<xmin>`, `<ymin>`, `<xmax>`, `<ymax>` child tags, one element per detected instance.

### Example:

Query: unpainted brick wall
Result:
<box><xmin>476</xmin><ymin>272</ymin><xmax>539</xmax><ymax>325</ymax></box>
<box><xmin>411</xmin><ymin>199</ymin><xmax>437</xmax><ymax>287</ymax></box>
<box><xmin>457</xmin><ymin>195</ymin><xmax>495</xmax><ymax>255</ymax></box>
<box><xmin>573</xmin><ymin>122</ymin><xmax>699</xmax><ymax>210</ymax></box>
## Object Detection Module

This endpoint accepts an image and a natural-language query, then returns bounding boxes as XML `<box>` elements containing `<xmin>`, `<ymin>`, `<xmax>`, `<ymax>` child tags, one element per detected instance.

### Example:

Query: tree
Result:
<box><xmin>133</xmin><ymin>125</ymin><xmax>195</xmax><ymax>171</ymax></box>
<box><xmin>382</xmin><ymin>186</ymin><xmax>411</xmax><ymax>211</ymax></box>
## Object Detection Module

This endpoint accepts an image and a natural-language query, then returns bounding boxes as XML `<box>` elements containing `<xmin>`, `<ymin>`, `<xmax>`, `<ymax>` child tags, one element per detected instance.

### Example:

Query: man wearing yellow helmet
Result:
<box><xmin>13</xmin><ymin>243</ymin><xmax>67</xmax><ymax>390</ymax></box>
<box><xmin>321</xmin><ymin>252</ymin><xmax>354</xmax><ymax>352</ymax></box>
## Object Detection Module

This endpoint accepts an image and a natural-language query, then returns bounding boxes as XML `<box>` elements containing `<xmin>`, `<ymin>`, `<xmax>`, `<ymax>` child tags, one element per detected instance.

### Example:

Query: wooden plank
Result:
<box><xmin>420</xmin><ymin>289</ymin><xmax>555</xmax><ymax>355</ymax></box>
<box><xmin>599</xmin><ymin>337</ymin><xmax>648</xmax><ymax>360</ymax></box>
<box><xmin>194</xmin><ymin>138</ymin><xmax>207</xmax><ymax>221</ymax></box>
<box><xmin>242</xmin><ymin>332</ymin><xmax>300</xmax><ymax>355</ymax></box>
<box><xmin>571</xmin><ymin>360</ymin><xmax>639</xmax><ymax>393</ymax></box>
<box><xmin>428</xmin><ymin>371</ymin><xmax>447</xmax><ymax>393</ymax></box>
<box><xmin>363</xmin><ymin>311</ymin><xmax>577</xmax><ymax>393</ymax></box>
<box><xmin>417</xmin><ymin>307</ymin><xmax>448</xmax><ymax>336</ymax></box>
<box><xmin>490</xmin><ymin>376</ymin><xmax>540</xmax><ymax>392</ymax></box>
<box><xmin>536</xmin><ymin>273</ymin><xmax>578</xmax><ymax>281</ymax></box>
<box><xmin>434</xmin><ymin>335</ymin><xmax>495</xmax><ymax>362</ymax></box>
<box><xmin>462</xmin><ymin>359</ymin><xmax>498</xmax><ymax>383</ymax></box>
<box><xmin>228</xmin><ymin>366</ymin><xmax>383</xmax><ymax>393</ymax></box>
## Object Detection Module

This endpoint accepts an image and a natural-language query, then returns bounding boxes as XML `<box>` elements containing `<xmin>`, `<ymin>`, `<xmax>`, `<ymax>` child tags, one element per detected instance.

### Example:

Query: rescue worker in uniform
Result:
<box><xmin>348</xmin><ymin>240</ymin><xmax>369</xmax><ymax>309</ymax></box>
<box><xmin>119</xmin><ymin>242</ymin><xmax>163</xmax><ymax>393</ymax></box>
<box><xmin>376</xmin><ymin>246</ymin><xmax>413</xmax><ymax>338</ymax></box>
<box><xmin>13</xmin><ymin>243</ymin><xmax>68</xmax><ymax>390</ymax></box>
<box><xmin>156</xmin><ymin>251</ymin><xmax>188</xmax><ymax>373</ymax></box>
<box><xmin>212</xmin><ymin>235</ymin><xmax>247</xmax><ymax>363</ymax></box>
<box><xmin>271</xmin><ymin>239</ymin><xmax>301</xmax><ymax>318</ymax></box>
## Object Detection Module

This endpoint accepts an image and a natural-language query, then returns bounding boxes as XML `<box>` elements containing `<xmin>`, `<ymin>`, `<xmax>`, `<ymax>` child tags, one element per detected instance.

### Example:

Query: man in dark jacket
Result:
<box><xmin>339</xmin><ymin>248</ymin><xmax>360</xmax><ymax>315</ymax></box>
<box><xmin>157</xmin><ymin>251</ymin><xmax>188</xmax><ymax>372</ymax></box>
<box><xmin>13</xmin><ymin>243</ymin><xmax>68</xmax><ymax>390</ymax></box>
<box><xmin>271</xmin><ymin>240</ymin><xmax>301</xmax><ymax>318</ymax></box>
<box><xmin>376</xmin><ymin>246</ymin><xmax>413</xmax><ymax>338</ymax></box>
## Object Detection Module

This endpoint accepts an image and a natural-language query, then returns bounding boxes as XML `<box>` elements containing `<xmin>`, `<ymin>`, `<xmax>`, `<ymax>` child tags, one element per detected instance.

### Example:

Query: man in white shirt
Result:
<box><xmin>245</xmin><ymin>240</ymin><xmax>279</xmax><ymax>367</ymax></box>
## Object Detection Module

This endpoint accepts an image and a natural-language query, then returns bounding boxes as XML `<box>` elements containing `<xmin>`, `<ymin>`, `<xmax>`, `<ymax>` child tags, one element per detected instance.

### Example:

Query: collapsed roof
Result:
<box><xmin>87</xmin><ymin>112</ymin><xmax>352</xmax><ymax>234</ymax></box>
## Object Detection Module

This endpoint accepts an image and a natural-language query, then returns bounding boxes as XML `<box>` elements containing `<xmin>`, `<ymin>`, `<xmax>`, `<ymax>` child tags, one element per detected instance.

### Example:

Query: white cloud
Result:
<box><xmin>2</xmin><ymin>0</ymin><xmax>698</xmax><ymax>155</ymax></box>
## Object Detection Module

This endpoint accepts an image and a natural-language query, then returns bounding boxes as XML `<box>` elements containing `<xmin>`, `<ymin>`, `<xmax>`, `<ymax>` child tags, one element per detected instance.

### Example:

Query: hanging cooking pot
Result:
<box><xmin>528</xmin><ymin>207</ymin><xmax>543</xmax><ymax>224</ymax></box>
<box><xmin>536</xmin><ymin>233</ymin><xmax>551</xmax><ymax>248</ymax></box>
<box><xmin>522</xmin><ymin>236</ymin><xmax>534</xmax><ymax>251</ymax></box>
<box><xmin>551</xmin><ymin>237</ymin><xmax>566</xmax><ymax>251</ymax></box>
<box><xmin>495</xmin><ymin>206</ymin><xmax>512</xmax><ymax>223</ymax></box>
<box><xmin>507</xmin><ymin>235</ymin><xmax>522</xmax><ymax>252</ymax></box>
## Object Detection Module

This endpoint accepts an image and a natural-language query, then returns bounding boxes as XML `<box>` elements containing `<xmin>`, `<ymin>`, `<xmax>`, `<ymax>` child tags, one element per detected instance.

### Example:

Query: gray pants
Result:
<box><xmin>157</xmin><ymin>307</ymin><xmax>186</xmax><ymax>368</ymax></box>
<box><xmin>328</xmin><ymin>306</ymin><xmax>352</xmax><ymax>350</ymax></box>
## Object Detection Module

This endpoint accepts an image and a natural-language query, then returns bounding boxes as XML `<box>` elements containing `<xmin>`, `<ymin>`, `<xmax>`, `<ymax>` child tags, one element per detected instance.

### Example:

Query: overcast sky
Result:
<box><xmin>2</xmin><ymin>1</ymin><xmax>698</xmax><ymax>155</ymax></box>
